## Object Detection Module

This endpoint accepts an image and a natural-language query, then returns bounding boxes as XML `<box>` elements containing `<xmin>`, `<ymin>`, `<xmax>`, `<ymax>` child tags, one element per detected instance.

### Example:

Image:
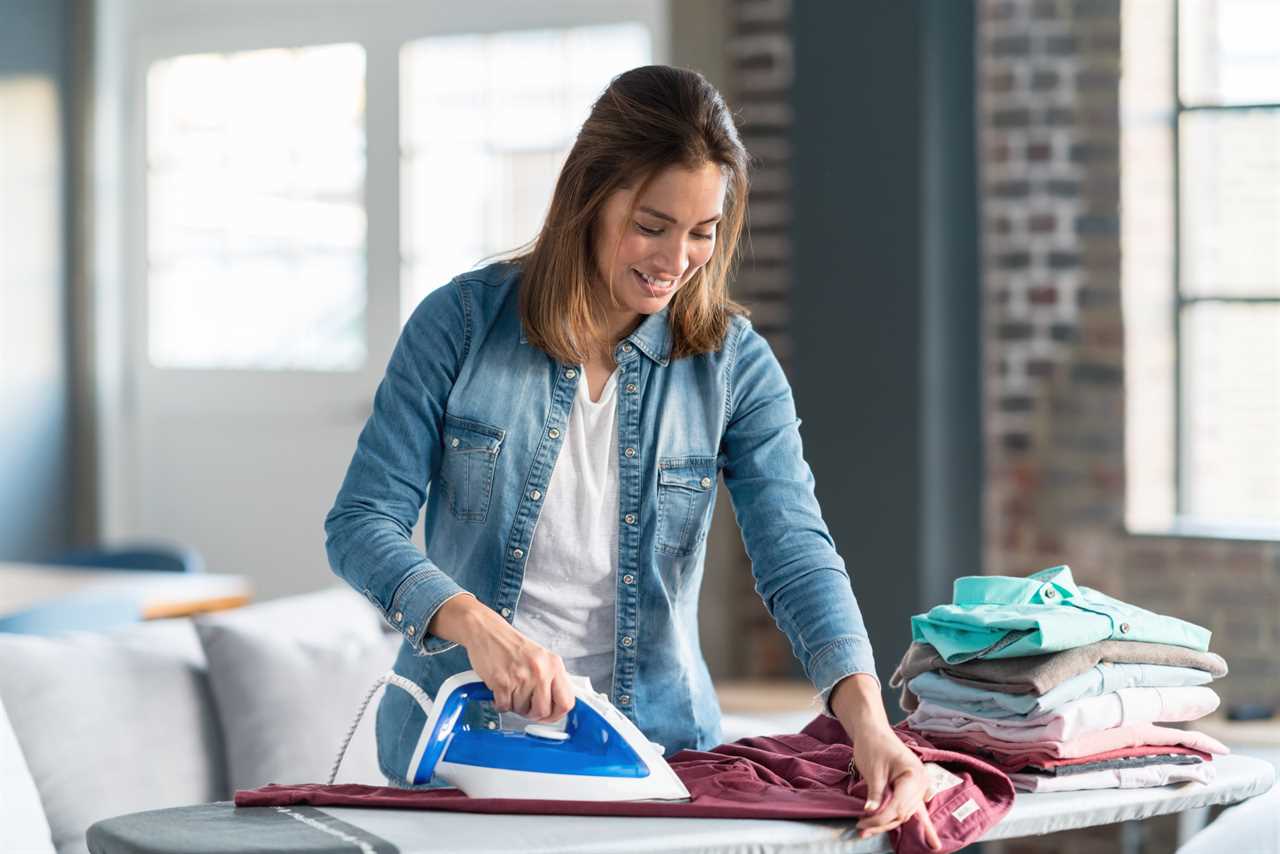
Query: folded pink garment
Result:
<box><xmin>906</xmin><ymin>686</ymin><xmax>1220</xmax><ymax>742</ymax></box>
<box><xmin>906</xmin><ymin>722</ymin><xmax>1229</xmax><ymax>771</ymax></box>
<box><xmin>1007</xmin><ymin>760</ymin><xmax>1216</xmax><ymax>793</ymax></box>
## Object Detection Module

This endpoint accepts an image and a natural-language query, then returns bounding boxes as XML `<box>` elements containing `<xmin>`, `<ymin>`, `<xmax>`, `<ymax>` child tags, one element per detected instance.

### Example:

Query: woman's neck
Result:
<box><xmin>592</xmin><ymin>311</ymin><xmax>643</xmax><ymax>363</ymax></box>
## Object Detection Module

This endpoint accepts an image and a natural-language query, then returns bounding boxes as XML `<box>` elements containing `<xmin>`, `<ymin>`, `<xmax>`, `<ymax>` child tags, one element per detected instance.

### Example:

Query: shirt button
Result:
<box><xmin>548</xmin><ymin>428</ymin><xmax>561</xmax><ymax>439</ymax></box>
<box><xmin>501</xmin><ymin>607</ymin><xmax>512</xmax><ymax>618</ymax></box>
<box><xmin>1119</xmin><ymin>622</ymin><xmax>1131</xmax><ymax>634</ymax></box>
<box><xmin>450</xmin><ymin>437</ymin><xmax>459</xmax><ymax>448</ymax></box>
<box><xmin>622</xmin><ymin>343</ymin><xmax>633</xmax><ymax>353</ymax></box>
<box><xmin>530</xmin><ymin>489</ymin><xmax>542</xmax><ymax>501</ymax></box>
<box><xmin>487</xmin><ymin>720</ymin><xmax>498</xmax><ymax>730</ymax></box>
<box><xmin>1043</xmin><ymin>587</ymin><xmax>1056</xmax><ymax>600</ymax></box>
<box><xmin>625</xmin><ymin>383</ymin><xmax>638</xmax><ymax>393</ymax></box>
<box><xmin>393</xmin><ymin>611</ymin><xmax>403</xmax><ymax>623</ymax></box>
<box><xmin>565</xmin><ymin>368</ymin><xmax>577</xmax><ymax>379</ymax></box>
<box><xmin>406</xmin><ymin>625</ymin><xmax>416</xmax><ymax>636</ymax></box>
<box><xmin>512</xmin><ymin>548</ymin><xmax>524</xmax><ymax>559</ymax></box>
<box><xmin>699</xmin><ymin>476</ymin><xmax>712</xmax><ymax>488</ymax></box>
<box><xmin>624</xmin><ymin>513</ymin><xmax>636</xmax><ymax>525</ymax></box>
<box><xmin>622</xmin><ymin>636</ymin><xmax>634</xmax><ymax>646</ymax></box>
<box><xmin>619</xmin><ymin>694</ymin><xmax>631</xmax><ymax>705</ymax></box>
<box><xmin>623</xmin><ymin>574</ymin><xmax>635</xmax><ymax>584</ymax></box>
<box><xmin>624</xmin><ymin>447</ymin><xmax>636</xmax><ymax>458</ymax></box>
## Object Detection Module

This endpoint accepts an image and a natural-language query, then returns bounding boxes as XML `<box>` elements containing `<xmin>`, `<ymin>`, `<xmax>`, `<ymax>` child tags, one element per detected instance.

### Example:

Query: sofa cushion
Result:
<box><xmin>0</xmin><ymin>692</ymin><xmax>55</xmax><ymax>854</ymax></box>
<box><xmin>0</xmin><ymin>619</ymin><xmax>226</xmax><ymax>854</ymax></box>
<box><xmin>193</xmin><ymin>586</ymin><xmax>402</xmax><ymax>791</ymax></box>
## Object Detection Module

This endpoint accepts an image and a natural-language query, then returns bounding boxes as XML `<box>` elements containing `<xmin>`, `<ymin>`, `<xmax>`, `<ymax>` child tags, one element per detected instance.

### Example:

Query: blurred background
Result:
<box><xmin>0</xmin><ymin>0</ymin><xmax>1277</xmax><ymax>847</ymax></box>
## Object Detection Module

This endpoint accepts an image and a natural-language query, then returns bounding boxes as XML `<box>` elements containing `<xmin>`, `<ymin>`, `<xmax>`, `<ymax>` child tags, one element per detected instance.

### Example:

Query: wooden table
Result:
<box><xmin>0</xmin><ymin>561</ymin><xmax>252</xmax><ymax>622</ymax></box>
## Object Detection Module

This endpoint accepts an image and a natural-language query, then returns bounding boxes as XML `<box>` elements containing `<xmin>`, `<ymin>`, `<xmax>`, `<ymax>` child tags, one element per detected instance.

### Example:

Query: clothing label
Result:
<box><xmin>951</xmin><ymin>798</ymin><xmax>979</xmax><ymax>822</ymax></box>
<box><xmin>922</xmin><ymin>762</ymin><xmax>963</xmax><ymax>799</ymax></box>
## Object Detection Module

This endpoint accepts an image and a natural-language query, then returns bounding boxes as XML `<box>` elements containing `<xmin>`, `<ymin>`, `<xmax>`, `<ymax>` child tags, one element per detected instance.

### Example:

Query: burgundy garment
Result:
<box><xmin>912</xmin><ymin>727</ymin><xmax>1213</xmax><ymax>775</ymax></box>
<box><xmin>236</xmin><ymin>715</ymin><xmax>1015</xmax><ymax>854</ymax></box>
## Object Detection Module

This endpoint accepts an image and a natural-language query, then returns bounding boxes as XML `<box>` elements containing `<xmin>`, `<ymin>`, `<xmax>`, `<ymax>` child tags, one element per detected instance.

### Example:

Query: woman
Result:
<box><xmin>325</xmin><ymin>65</ymin><xmax>940</xmax><ymax>847</ymax></box>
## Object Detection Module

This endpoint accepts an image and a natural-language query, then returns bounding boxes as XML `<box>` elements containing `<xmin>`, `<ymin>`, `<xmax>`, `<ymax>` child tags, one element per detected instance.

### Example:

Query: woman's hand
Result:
<box><xmin>430</xmin><ymin>594</ymin><xmax>577</xmax><ymax>723</ymax></box>
<box><xmin>830</xmin><ymin>673</ymin><xmax>941</xmax><ymax>850</ymax></box>
<box><xmin>850</xmin><ymin>724</ymin><xmax>942</xmax><ymax>849</ymax></box>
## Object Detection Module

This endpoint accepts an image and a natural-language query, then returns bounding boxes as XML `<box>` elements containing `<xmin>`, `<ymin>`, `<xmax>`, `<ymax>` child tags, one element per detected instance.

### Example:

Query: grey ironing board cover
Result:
<box><xmin>87</xmin><ymin>754</ymin><xmax>1274</xmax><ymax>854</ymax></box>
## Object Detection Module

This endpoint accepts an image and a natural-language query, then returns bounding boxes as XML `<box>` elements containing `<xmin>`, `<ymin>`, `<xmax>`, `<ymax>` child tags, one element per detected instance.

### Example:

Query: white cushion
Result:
<box><xmin>0</xmin><ymin>619</ymin><xmax>226</xmax><ymax>854</ymax></box>
<box><xmin>193</xmin><ymin>586</ymin><xmax>402</xmax><ymax>791</ymax></box>
<box><xmin>0</xmin><ymin>691</ymin><xmax>55</xmax><ymax>854</ymax></box>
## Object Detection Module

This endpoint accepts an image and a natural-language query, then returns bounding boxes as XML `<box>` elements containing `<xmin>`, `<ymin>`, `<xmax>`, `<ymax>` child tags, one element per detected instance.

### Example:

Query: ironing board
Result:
<box><xmin>87</xmin><ymin>754</ymin><xmax>1274</xmax><ymax>854</ymax></box>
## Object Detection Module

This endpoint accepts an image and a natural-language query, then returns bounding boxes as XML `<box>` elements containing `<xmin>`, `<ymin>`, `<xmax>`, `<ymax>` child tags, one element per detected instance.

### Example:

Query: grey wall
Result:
<box><xmin>0</xmin><ymin>0</ymin><xmax>75</xmax><ymax>561</ymax></box>
<box><xmin>791</xmin><ymin>0</ymin><xmax>981</xmax><ymax>717</ymax></box>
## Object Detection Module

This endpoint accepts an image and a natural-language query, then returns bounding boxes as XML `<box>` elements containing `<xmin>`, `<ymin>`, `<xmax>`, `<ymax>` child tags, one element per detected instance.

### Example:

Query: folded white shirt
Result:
<box><xmin>1008</xmin><ymin>759</ymin><xmax>1215</xmax><ymax>793</ymax></box>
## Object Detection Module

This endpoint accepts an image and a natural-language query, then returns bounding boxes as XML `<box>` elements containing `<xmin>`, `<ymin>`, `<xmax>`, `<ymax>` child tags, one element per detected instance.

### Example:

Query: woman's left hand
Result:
<box><xmin>850</xmin><ymin>723</ymin><xmax>942</xmax><ymax>849</ymax></box>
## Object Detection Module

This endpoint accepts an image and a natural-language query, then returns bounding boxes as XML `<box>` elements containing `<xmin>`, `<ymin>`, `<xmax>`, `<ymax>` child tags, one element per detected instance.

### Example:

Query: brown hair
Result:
<box><xmin>506</xmin><ymin>65</ymin><xmax>751</xmax><ymax>365</ymax></box>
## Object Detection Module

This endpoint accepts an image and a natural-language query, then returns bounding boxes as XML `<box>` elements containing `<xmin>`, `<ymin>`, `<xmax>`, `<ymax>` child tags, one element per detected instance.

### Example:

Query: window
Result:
<box><xmin>399</xmin><ymin>23</ymin><xmax>650</xmax><ymax>322</ymax></box>
<box><xmin>146</xmin><ymin>44</ymin><xmax>367</xmax><ymax>371</ymax></box>
<box><xmin>1124</xmin><ymin>0</ymin><xmax>1280</xmax><ymax>536</ymax></box>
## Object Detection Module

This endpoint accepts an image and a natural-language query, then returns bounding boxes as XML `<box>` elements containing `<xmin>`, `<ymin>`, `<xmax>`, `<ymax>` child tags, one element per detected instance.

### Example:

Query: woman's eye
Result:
<box><xmin>634</xmin><ymin>222</ymin><xmax>714</xmax><ymax>241</ymax></box>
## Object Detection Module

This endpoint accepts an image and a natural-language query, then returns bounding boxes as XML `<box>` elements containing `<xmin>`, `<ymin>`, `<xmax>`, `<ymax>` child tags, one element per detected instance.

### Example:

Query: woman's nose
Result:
<box><xmin>654</xmin><ymin>237</ymin><xmax>690</xmax><ymax>279</ymax></box>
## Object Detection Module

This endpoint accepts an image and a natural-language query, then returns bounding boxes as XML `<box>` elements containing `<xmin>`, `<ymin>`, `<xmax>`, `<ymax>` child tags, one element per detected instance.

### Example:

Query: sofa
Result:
<box><xmin>0</xmin><ymin>586</ymin><xmax>816</xmax><ymax>854</ymax></box>
<box><xmin>0</xmin><ymin>587</ymin><xmax>406</xmax><ymax>854</ymax></box>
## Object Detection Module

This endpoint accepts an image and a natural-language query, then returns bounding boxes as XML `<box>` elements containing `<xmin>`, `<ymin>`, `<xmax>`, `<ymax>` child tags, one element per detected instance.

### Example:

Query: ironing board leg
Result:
<box><xmin>1176</xmin><ymin>805</ymin><xmax>1212</xmax><ymax>846</ymax></box>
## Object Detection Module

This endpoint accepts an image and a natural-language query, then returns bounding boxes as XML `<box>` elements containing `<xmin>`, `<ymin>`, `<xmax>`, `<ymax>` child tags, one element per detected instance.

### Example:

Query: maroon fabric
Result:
<box><xmin>236</xmin><ymin>715</ymin><xmax>1014</xmax><ymax>854</ymax></box>
<box><xmin>913</xmin><ymin>728</ymin><xmax>1213</xmax><ymax>774</ymax></box>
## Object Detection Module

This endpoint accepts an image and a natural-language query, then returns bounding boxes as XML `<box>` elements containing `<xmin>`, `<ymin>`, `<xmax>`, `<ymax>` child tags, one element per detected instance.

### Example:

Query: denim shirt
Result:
<box><xmin>324</xmin><ymin>261</ymin><xmax>876</xmax><ymax>783</ymax></box>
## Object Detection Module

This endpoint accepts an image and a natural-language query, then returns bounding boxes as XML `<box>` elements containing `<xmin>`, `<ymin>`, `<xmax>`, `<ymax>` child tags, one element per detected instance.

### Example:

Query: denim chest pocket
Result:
<box><xmin>439</xmin><ymin>413</ymin><xmax>505</xmax><ymax>523</ymax></box>
<box><xmin>656</xmin><ymin>456</ymin><xmax>717</xmax><ymax>557</ymax></box>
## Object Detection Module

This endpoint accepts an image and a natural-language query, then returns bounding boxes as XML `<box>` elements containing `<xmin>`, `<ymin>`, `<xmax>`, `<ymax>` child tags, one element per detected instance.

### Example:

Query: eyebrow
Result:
<box><xmin>637</xmin><ymin>206</ymin><xmax>722</xmax><ymax>226</ymax></box>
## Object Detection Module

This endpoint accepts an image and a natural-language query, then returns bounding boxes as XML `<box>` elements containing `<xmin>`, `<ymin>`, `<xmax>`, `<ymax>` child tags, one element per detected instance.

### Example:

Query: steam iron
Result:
<box><xmin>403</xmin><ymin>669</ymin><xmax>691</xmax><ymax>801</ymax></box>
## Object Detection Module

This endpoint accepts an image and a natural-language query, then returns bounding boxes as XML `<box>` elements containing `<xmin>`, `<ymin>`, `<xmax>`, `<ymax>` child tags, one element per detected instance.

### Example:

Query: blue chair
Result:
<box><xmin>47</xmin><ymin>543</ymin><xmax>205</xmax><ymax>574</ymax></box>
<box><xmin>0</xmin><ymin>596</ymin><xmax>142</xmax><ymax>635</ymax></box>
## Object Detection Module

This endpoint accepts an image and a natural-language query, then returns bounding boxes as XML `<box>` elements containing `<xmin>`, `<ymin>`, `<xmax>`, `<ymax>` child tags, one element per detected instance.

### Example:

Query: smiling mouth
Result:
<box><xmin>632</xmin><ymin>267</ymin><xmax>676</xmax><ymax>295</ymax></box>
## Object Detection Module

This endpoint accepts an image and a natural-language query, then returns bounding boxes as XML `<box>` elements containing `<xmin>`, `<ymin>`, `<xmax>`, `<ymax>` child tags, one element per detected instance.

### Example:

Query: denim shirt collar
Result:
<box><xmin>951</xmin><ymin>564</ymin><xmax>1081</xmax><ymax>606</ymax></box>
<box><xmin>625</xmin><ymin>308</ymin><xmax>673</xmax><ymax>366</ymax></box>
<box><xmin>518</xmin><ymin>306</ymin><xmax>672</xmax><ymax>367</ymax></box>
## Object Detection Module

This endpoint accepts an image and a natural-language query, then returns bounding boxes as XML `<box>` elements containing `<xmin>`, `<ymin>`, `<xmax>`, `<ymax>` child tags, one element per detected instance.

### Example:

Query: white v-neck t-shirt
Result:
<box><xmin>505</xmin><ymin>366</ymin><xmax>620</xmax><ymax>727</ymax></box>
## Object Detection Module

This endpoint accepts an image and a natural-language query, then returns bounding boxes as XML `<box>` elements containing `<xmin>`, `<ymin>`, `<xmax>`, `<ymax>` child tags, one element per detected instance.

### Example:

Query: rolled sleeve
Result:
<box><xmin>391</xmin><ymin>573</ymin><xmax>474</xmax><ymax>655</ymax></box>
<box><xmin>810</xmin><ymin>637</ymin><xmax>880</xmax><ymax>718</ymax></box>
<box><xmin>720</xmin><ymin>319</ymin><xmax>879</xmax><ymax>716</ymax></box>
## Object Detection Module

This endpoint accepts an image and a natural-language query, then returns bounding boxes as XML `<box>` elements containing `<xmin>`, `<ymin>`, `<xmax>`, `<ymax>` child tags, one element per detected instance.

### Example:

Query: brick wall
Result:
<box><xmin>715</xmin><ymin>0</ymin><xmax>803</xmax><ymax>680</ymax></box>
<box><xmin>980</xmin><ymin>0</ymin><xmax>1279</xmax><ymax>850</ymax></box>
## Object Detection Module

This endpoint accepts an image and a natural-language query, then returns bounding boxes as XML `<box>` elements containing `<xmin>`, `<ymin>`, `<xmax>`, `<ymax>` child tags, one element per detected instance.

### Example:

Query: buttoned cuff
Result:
<box><xmin>807</xmin><ymin>635</ymin><xmax>879</xmax><ymax>719</ymax></box>
<box><xmin>386</xmin><ymin>565</ymin><xmax>471</xmax><ymax>655</ymax></box>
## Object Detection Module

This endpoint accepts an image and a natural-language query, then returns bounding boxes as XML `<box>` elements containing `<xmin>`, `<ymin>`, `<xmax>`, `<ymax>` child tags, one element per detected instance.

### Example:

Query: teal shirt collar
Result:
<box><xmin>952</xmin><ymin>564</ymin><xmax>1081</xmax><ymax>606</ymax></box>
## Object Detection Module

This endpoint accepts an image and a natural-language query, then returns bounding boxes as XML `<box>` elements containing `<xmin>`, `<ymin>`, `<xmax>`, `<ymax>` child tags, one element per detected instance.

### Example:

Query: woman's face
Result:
<box><xmin>592</xmin><ymin>161</ymin><xmax>727</xmax><ymax>326</ymax></box>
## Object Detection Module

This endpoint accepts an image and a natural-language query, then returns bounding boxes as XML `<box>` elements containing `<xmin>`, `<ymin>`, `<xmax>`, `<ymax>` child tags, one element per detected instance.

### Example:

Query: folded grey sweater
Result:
<box><xmin>890</xmin><ymin>640</ymin><xmax>1228</xmax><ymax>712</ymax></box>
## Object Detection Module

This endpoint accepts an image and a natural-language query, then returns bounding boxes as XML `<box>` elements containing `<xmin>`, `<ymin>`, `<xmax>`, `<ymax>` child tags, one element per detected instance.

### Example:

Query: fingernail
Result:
<box><xmin>865</xmin><ymin>799</ymin><xmax>880</xmax><ymax>811</ymax></box>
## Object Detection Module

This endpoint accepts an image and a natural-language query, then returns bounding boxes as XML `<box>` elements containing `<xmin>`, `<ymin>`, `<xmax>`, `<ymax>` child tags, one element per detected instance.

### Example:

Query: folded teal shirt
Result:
<box><xmin>908</xmin><ymin>662</ymin><xmax>1216</xmax><ymax>719</ymax></box>
<box><xmin>911</xmin><ymin>565</ymin><xmax>1211</xmax><ymax>664</ymax></box>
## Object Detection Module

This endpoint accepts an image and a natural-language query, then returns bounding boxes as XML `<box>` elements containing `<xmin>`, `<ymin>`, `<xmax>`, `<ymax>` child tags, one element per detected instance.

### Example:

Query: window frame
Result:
<box><xmin>1171</xmin><ymin>0</ymin><xmax>1280</xmax><ymax>533</ymax></box>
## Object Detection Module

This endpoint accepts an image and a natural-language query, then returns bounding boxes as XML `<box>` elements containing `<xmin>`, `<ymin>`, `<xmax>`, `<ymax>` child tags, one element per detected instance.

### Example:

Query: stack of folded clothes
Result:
<box><xmin>891</xmin><ymin>564</ymin><xmax>1230</xmax><ymax>793</ymax></box>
